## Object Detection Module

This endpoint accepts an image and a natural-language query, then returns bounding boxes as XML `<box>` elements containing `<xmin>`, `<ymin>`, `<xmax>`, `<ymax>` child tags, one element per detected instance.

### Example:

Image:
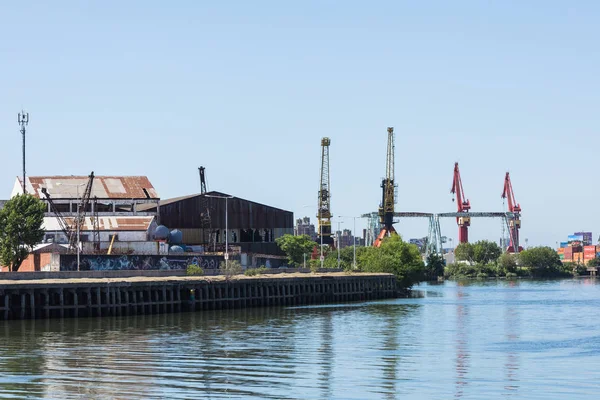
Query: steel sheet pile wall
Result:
<box><xmin>0</xmin><ymin>274</ymin><xmax>398</xmax><ymax>320</ymax></box>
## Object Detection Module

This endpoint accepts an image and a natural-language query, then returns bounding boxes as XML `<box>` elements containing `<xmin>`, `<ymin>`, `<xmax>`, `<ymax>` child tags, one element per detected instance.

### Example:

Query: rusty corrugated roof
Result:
<box><xmin>18</xmin><ymin>176</ymin><xmax>159</xmax><ymax>199</ymax></box>
<box><xmin>43</xmin><ymin>216</ymin><xmax>155</xmax><ymax>232</ymax></box>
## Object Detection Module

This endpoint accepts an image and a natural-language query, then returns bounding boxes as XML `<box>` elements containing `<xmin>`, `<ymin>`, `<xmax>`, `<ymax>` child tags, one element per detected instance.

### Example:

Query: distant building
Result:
<box><xmin>295</xmin><ymin>216</ymin><xmax>316</xmax><ymax>241</ymax></box>
<box><xmin>334</xmin><ymin>229</ymin><xmax>364</xmax><ymax>249</ymax></box>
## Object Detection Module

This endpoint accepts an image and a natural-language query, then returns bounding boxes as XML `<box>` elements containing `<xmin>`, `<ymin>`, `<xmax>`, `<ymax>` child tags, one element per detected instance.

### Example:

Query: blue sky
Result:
<box><xmin>1</xmin><ymin>1</ymin><xmax>599</xmax><ymax>247</ymax></box>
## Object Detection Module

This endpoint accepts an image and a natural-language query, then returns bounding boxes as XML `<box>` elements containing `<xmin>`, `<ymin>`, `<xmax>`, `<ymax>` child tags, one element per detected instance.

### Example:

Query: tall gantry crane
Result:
<box><xmin>317</xmin><ymin>137</ymin><xmax>333</xmax><ymax>246</ymax></box>
<box><xmin>451</xmin><ymin>162</ymin><xmax>471</xmax><ymax>244</ymax></box>
<box><xmin>374</xmin><ymin>127</ymin><xmax>398</xmax><ymax>247</ymax></box>
<box><xmin>501</xmin><ymin>172</ymin><xmax>522</xmax><ymax>253</ymax></box>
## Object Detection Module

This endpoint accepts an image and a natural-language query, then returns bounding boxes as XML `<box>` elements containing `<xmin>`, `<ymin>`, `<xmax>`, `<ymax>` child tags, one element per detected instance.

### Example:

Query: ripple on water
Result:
<box><xmin>0</xmin><ymin>281</ymin><xmax>600</xmax><ymax>399</ymax></box>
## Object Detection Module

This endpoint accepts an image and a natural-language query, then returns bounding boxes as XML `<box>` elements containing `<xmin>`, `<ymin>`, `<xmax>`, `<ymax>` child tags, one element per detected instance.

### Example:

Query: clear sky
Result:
<box><xmin>1</xmin><ymin>1</ymin><xmax>599</xmax><ymax>247</ymax></box>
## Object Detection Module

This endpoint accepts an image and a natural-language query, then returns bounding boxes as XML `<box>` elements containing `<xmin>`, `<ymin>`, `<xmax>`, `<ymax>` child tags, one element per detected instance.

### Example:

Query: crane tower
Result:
<box><xmin>451</xmin><ymin>162</ymin><xmax>471</xmax><ymax>244</ymax></box>
<box><xmin>374</xmin><ymin>127</ymin><xmax>398</xmax><ymax>247</ymax></box>
<box><xmin>501</xmin><ymin>172</ymin><xmax>522</xmax><ymax>253</ymax></box>
<box><xmin>317</xmin><ymin>137</ymin><xmax>333</xmax><ymax>246</ymax></box>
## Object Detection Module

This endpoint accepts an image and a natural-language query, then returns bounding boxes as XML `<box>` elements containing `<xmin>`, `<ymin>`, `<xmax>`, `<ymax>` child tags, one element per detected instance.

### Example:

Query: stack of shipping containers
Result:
<box><xmin>558</xmin><ymin>232</ymin><xmax>596</xmax><ymax>264</ymax></box>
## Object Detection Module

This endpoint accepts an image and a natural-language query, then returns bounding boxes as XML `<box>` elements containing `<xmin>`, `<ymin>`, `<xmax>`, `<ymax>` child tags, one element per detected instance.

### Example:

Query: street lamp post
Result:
<box><xmin>340</xmin><ymin>216</ymin><xmax>361</xmax><ymax>270</ymax></box>
<box><xmin>319</xmin><ymin>208</ymin><xmax>324</xmax><ymax>270</ymax></box>
<box><xmin>302</xmin><ymin>205</ymin><xmax>324</xmax><ymax>269</ymax></box>
<box><xmin>336</xmin><ymin>220</ymin><xmax>344</xmax><ymax>269</ymax></box>
<box><xmin>57</xmin><ymin>182</ymin><xmax>86</xmax><ymax>271</ymax></box>
<box><xmin>206</xmin><ymin>195</ymin><xmax>234</xmax><ymax>269</ymax></box>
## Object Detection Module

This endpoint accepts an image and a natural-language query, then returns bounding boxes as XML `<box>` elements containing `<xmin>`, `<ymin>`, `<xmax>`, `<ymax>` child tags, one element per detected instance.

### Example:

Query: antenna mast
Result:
<box><xmin>18</xmin><ymin>111</ymin><xmax>29</xmax><ymax>194</ymax></box>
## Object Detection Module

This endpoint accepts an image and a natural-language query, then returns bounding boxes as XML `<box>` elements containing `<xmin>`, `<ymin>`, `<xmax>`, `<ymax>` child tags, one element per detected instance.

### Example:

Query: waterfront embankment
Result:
<box><xmin>0</xmin><ymin>272</ymin><xmax>398</xmax><ymax>320</ymax></box>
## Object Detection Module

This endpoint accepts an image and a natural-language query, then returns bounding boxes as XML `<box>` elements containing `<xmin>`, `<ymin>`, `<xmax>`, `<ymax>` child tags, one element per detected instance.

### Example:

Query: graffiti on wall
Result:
<box><xmin>60</xmin><ymin>254</ymin><xmax>224</xmax><ymax>272</ymax></box>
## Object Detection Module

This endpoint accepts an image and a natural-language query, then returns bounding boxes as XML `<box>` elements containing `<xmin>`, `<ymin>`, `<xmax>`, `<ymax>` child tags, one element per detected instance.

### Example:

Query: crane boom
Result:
<box><xmin>69</xmin><ymin>172</ymin><xmax>95</xmax><ymax>252</ymax></box>
<box><xmin>501</xmin><ymin>172</ymin><xmax>522</xmax><ymax>253</ymax></box>
<box><xmin>41</xmin><ymin>187</ymin><xmax>74</xmax><ymax>251</ymax></box>
<box><xmin>374</xmin><ymin>127</ymin><xmax>398</xmax><ymax>247</ymax></box>
<box><xmin>450</xmin><ymin>162</ymin><xmax>471</xmax><ymax>244</ymax></box>
<box><xmin>317</xmin><ymin>138</ymin><xmax>333</xmax><ymax>246</ymax></box>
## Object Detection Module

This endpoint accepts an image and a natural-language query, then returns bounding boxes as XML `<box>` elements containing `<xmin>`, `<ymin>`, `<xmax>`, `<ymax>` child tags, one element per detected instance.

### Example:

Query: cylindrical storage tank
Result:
<box><xmin>169</xmin><ymin>245</ymin><xmax>184</xmax><ymax>253</ymax></box>
<box><xmin>170</xmin><ymin>229</ymin><xmax>183</xmax><ymax>244</ymax></box>
<box><xmin>154</xmin><ymin>225</ymin><xmax>170</xmax><ymax>240</ymax></box>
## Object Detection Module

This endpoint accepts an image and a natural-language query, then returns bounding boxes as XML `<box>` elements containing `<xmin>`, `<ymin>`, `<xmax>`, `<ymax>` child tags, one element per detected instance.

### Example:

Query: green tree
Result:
<box><xmin>518</xmin><ymin>246</ymin><xmax>563</xmax><ymax>277</ymax></box>
<box><xmin>454</xmin><ymin>242</ymin><xmax>474</xmax><ymax>263</ymax></box>
<box><xmin>357</xmin><ymin>235</ymin><xmax>424</xmax><ymax>288</ymax></box>
<box><xmin>323</xmin><ymin>246</ymin><xmax>356</xmax><ymax>270</ymax></box>
<box><xmin>424</xmin><ymin>253</ymin><xmax>445</xmax><ymax>280</ymax></box>
<box><xmin>472</xmin><ymin>240</ymin><xmax>502</xmax><ymax>265</ymax></box>
<box><xmin>275</xmin><ymin>234</ymin><xmax>317</xmax><ymax>267</ymax></box>
<box><xmin>587</xmin><ymin>257</ymin><xmax>600</xmax><ymax>268</ymax></box>
<box><xmin>498</xmin><ymin>253</ymin><xmax>518</xmax><ymax>275</ymax></box>
<box><xmin>0</xmin><ymin>194</ymin><xmax>46</xmax><ymax>272</ymax></box>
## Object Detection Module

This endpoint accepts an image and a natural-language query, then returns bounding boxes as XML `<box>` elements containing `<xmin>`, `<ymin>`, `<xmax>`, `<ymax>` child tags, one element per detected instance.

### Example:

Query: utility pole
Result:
<box><xmin>18</xmin><ymin>111</ymin><xmax>29</xmax><ymax>194</ymax></box>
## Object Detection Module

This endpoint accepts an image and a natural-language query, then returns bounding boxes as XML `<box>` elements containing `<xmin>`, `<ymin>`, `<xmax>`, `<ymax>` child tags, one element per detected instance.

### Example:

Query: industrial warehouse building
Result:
<box><xmin>11</xmin><ymin>175</ymin><xmax>162</xmax><ymax>254</ymax></box>
<box><xmin>3</xmin><ymin>177</ymin><xmax>293</xmax><ymax>271</ymax></box>
<box><xmin>139</xmin><ymin>191</ymin><xmax>294</xmax><ymax>256</ymax></box>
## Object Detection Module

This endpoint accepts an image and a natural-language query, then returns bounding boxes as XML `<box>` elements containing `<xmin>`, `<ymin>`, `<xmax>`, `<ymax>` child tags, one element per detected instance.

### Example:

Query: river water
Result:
<box><xmin>0</xmin><ymin>279</ymin><xmax>599</xmax><ymax>399</ymax></box>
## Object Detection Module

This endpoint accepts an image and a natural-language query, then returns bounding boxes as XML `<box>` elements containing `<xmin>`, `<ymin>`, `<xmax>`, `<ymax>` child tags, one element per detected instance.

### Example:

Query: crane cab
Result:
<box><xmin>458</xmin><ymin>216</ymin><xmax>471</xmax><ymax>227</ymax></box>
<box><xmin>509</xmin><ymin>219</ymin><xmax>521</xmax><ymax>229</ymax></box>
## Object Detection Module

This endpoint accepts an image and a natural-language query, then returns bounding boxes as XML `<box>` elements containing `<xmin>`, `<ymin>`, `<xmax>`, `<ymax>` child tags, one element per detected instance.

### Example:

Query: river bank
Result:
<box><xmin>0</xmin><ymin>272</ymin><xmax>398</xmax><ymax>320</ymax></box>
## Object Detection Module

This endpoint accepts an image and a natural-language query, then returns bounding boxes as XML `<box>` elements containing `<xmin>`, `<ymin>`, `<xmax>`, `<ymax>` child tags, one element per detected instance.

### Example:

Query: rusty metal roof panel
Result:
<box><xmin>17</xmin><ymin>176</ymin><xmax>159</xmax><ymax>200</ymax></box>
<box><xmin>43</xmin><ymin>216</ymin><xmax>155</xmax><ymax>232</ymax></box>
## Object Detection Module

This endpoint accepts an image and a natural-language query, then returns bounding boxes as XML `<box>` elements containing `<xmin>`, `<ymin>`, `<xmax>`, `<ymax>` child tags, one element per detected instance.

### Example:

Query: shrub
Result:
<box><xmin>220</xmin><ymin>260</ymin><xmax>243</xmax><ymax>280</ymax></box>
<box><xmin>186</xmin><ymin>264</ymin><xmax>204</xmax><ymax>276</ymax></box>
<box><xmin>244</xmin><ymin>266</ymin><xmax>269</xmax><ymax>276</ymax></box>
<box><xmin>505</xmin><ymin>272</ymin><xmax>518</xmax><ymax>279</ymax></box>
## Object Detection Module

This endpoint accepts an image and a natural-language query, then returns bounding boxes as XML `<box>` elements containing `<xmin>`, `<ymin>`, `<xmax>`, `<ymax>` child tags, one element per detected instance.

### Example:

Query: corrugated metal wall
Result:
<box><xmin>159</xmin><ymin>195</ymin><xmax>293</xmax><ymax>230</ymax></box>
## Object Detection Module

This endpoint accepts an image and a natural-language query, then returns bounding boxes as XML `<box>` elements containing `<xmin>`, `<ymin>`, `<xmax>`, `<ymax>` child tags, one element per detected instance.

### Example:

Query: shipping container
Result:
<box><xmin>564</xmin><ymin>247</ymin><xmax>574</xmax><ymax>256</ymax></box>
<box><xmin>559</xmin><ymin>253</ymin><xmax>565</xmax><ymax>260</ymax></box>
<box><xmin>573</xmin><ymin>252</ymin><xmax>584</xmax><ymax>263</ymax></box>
<box><xmin>575</xmin><ymin>232</ymin><xmax>593</xmax><ymax>245</ymax></box>
<box><xmin>563</xmin><ymin>254</ymin><xmax>573</xmax><ymax>261</ymax></box>
<box><xmin>560</xmin><ymin>241</ymin><xmax>569</xmax><ymax>248</ymax></box>
<box><xmin>584</xmin><ymin>253</ymin><xmax>595</xmax><ymax>261</ymax></box>
<box><xmin>568</xmin><ymin>234</ymin><xmax>584</xmax><ymax>243</ymax></box>
<box><xmin>584</xmin><ymin>245</ymin><xmax>597</xmax><ymax>254</ymax></box>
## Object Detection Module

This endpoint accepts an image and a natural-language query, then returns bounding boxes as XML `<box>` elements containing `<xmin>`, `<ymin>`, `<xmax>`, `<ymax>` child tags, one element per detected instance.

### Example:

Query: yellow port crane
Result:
<box><xmin>317</xmin><ymin>137</ymin><xmax>333</xmax><ymax>248</ymax></box>
<box><xmin>374</xmin><ymin>127</ymin><xmax>398</xmax><ymax>247</ymax></box>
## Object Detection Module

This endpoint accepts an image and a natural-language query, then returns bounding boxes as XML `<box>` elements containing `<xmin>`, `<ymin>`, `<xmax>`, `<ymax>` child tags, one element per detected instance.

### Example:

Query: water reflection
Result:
<box><xmin>318</xmin><ymin>312</ymin><xmax>333</xmax><ymax>399</ymax></box>
<box><xmin>455</xmin><ymin>284</ymin><xmax>470</xmax><ymax>399</ymax></box>
<box><xmin>503</xmin><ymin>281</ymin><xmax>520</xmax><ymax>396</ymax></box>
<box><xmin>0</xmin><ymin>281</ymin><xmax>598</xmax><ymax>399</ymax></box>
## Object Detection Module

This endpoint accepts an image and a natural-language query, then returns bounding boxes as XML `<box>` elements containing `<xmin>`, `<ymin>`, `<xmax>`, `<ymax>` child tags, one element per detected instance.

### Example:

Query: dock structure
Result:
<box><xmin>0</xmin><ymin>273</ymin><xmax>398</xmax><ymax>320</ymax></box>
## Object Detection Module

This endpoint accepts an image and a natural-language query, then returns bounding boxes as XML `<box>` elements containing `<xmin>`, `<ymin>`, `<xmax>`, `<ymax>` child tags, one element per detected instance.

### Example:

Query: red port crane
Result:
<box><xmin>451</xmin><ymin>162</ymin><xmax>471</xmax><ymax>244</ymax></box>
<box><xmin>501</xmin><ymin>172</ymin><xmax>523</xmax><ymax>253</ymax></box>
